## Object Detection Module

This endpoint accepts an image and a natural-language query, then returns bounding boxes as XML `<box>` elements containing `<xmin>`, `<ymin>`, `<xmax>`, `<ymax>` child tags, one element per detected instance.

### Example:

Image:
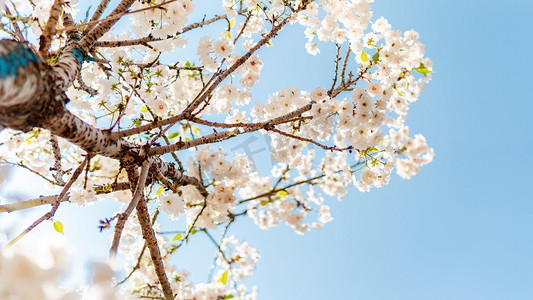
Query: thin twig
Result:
<box><xmin>267</xmin><ymin>127</ymin><xmax>355</xmax><ymax>152</ymax></box>
<box><xmin>5</xmin><ymin>157</ymin><xmax>88</xmax><ymax>248</ymax></box>
<box><xmin>239</xmin><ymin>161</ymin><xmax>365</xmax><ymax>204</ymax></box>
<box><xmin>329</xmin><ymin>43</ymin><xmax>341</xmax><ymax>95</ymax></box>
<box><xmin>207</xmin><ymin>221</ymin><xmax>234</xmax><ymax>282</ymax></box>
<box><xmin>3</xmin><ymin>6</ymin><xmax>25</xmax><ymax>42</ymax></box>
<box><xmin>341</xmin><ymin>44</ymin><xmax>351</xmax><ymax>84</ymax></box>
<box><xmin>0</xmin><ymin>161</ymin><xmax>57</xmax><ymax>186</ymax></box>
<box><xmin>203</xmin><ymin>229</ymin><xmax>232</xmax><ymax>281</ymax></box>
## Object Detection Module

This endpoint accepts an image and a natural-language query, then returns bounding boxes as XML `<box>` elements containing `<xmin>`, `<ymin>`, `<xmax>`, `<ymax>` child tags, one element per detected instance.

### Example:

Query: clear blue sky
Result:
<box><xmin>228</xmin><ymin>1</ymin><xmax>533</xmax><ymax>299</ymax></box>
<box><xmin>3</xmin><ymin>1</ymin><xmax>533</xmax><ymax>299</ymax></box>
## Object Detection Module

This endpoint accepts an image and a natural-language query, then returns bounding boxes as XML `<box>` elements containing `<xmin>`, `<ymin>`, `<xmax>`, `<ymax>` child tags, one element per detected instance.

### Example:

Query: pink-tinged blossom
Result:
<box><xmin>240</xmin><ymin>70</ymin><xmax>260</xmax><ymax>87</ymax></box>
<box><xmin>305</xmin><ymin>42</ymin><xmax>320</xmax><ymax>55</ymax></box>
<box><xmin>245</xmin><ymin>55</ymin><xmax>263</xmax><ymax>72</ymax></box>
<box><xmin>310</xmin><ymin>87</ymin><xmax>328</xmax><ymax>101</ymax></box>
<box><xmin>197</xmin><ymin>36</ymin><xmax>212</xmax><ymax>56</ymax></box>
<box><xmin>213</xmin><ymin>38</ymin><xmax>234</xmax><ymax>58</ymax></box>
<box><xmin>366</xmin><ymin>82</ymin><xmax>383</xmax><ymax>97</ymax></box>
<box><xmin>159</xmin><ymin>191</ymin><xmax>184</xmax><ymax>220</ymax></box>
<box><xmin>372</xmin><ymin>17</ymin><xmax>391</xmax><ymax>33</ymax></box>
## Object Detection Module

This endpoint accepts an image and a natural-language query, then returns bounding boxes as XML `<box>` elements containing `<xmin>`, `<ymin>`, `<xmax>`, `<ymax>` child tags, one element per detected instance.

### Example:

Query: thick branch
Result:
<box><xmin>79</xmin><ymin>0</ymin><xmax>137</xmax><ymax>52</ymax></box>
<box><xmin>116</xmin><ymin>210</ymin><xmax>159</xmax><ymax>286</ymax></box>
<box><xmin>39</xmin><ymin>0</ymin><xmax>63</xmax><ymax>58</ymax></box>
<box><xmin>84</xmin><ymin>0</ymin><xmax>112</xmax><ymax>34</ymax></box>
<box><xmin>110</xmin><ymin>159</ymin><xmax>152</xmax><ymax>259</ymax></box>
<box><xmin>149</xmin><ymin>101</ymin><xmax>315</xmax><ymax>156</ymax></box>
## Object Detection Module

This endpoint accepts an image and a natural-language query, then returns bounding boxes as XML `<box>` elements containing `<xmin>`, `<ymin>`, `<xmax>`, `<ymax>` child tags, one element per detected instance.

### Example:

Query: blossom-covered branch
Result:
<box><xmin>0</xmin><ymin>0</ymin><xmax>434</xmax><ymax>298</ymax></box>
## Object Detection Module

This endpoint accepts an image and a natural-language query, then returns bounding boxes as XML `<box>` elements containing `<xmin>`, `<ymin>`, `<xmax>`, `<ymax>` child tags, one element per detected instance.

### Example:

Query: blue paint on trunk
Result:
<box><xmin>0</xmin><ymin>44</ymin><xmax>40</xmax><ymax>78</ymax></box>
<box><xmin>71</xmin><ymin>48</ymin><xmax>86</xmax><ymax>67</ymax></box>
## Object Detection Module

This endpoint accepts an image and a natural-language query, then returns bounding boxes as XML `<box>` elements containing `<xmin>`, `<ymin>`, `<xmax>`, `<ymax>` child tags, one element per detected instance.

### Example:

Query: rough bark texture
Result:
<box><xmin>79</xmin><ymin>0</ymin><xmax>137</xmax><ymax>52</ymax></box>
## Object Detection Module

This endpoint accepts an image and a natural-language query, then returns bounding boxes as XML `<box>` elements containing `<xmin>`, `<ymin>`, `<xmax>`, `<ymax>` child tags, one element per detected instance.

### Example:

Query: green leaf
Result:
<box><xmin>187</xmin><ymin>226</ymin><xmax>198</xmax><ymax>235</ymax></box>
<box><xmin>372</xmin><ymin>52</ymin><xmax>380</xmax><ymax>62</ymax></box>
<box><xmin>223</xmin><ymin>295</ymin><xmax>234</xmax><ymax>299</ymax></box>
<box><xmin>275</xmin><ymin>190</ymin><xmax>288</xmax><ymax>199</ymax></box>
<box><xmin>168</xmin><ymin>132</ymin><xmax>180</xmax><ymax>139</ymax></box>
<box><xmin>156</xmin><ymin>186</ymin><xmax>164</xmax><ymax>195</ymax></box>
<box><xmin>172</xmin><ymin>233</ymin><xmax>183</xmax><ymax>241</ymax></box>
<box><xmin>217</xmin><ymin>269</ymin><xmax>229</xmax><ymax>285</ymax></box>
<box><xmin>413</xmin><ymin>63</ymin><xmax>432</xmax><ymax>75</ymax></box>
<box><xmin>140</xmin><ymin>106</ymin><xmax>148</xmax><ymax>113</ymax></box>
<box><xmin>53</xmin><ymin>221</ymin><xmax>64</xmax><ymax>234</ymax></box>
<box><xmin>361</xmin><ymin>50</ymin><xmax>368</xmax><ymax>62</ymax></box>
<box><xmin>184</xmin><ymin>60</ymin><xmax>191</xmax><ymax>68</ymax></box>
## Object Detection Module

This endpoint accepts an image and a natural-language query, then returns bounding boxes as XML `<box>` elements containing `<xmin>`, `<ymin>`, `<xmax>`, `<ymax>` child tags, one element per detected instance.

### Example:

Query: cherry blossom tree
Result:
<box><xmin>0</xmin><ymin>0</ymin><xmax>434</xmax><ymax>299</ymax></box>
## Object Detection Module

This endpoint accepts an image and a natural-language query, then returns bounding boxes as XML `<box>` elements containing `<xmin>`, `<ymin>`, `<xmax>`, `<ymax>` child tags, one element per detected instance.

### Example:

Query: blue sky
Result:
<box><xmin>232</xmin><ymin>1</ymin><xmax>533</xmax><ymax>299</ymax></box>
<box><xmin>2</xmin><ymin>1</ymin><xmax>533</xmax><ymax>299</ymax></box>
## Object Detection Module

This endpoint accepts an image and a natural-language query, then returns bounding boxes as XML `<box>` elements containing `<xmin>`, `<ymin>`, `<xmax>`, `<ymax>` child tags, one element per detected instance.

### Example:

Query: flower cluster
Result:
<box><xmin>216</xmin><ymin>235</ymin><xmax>260</xmax><ymax>282</ymax></box>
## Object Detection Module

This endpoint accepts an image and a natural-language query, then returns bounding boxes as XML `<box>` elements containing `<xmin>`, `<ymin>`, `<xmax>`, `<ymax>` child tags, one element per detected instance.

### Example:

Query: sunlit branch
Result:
<box><xmin>116</xmin><ymin>209</ymin><xmax>159</xmax><ymax>286</ymax></box>
<box><xmin>239</xmin><ymin>161</ymin><xmax>365</xmax><ymax>204</ymax></box>
<box><xmin>149</xmin><ymin>101</ymin><xmax>316</xmax><ymax>156</ymax></box>
<box><xmin>79</xmin><ymin>0</ymin><xmax>138</xmax><ymax>52</ymax></box>
<box><xmin>330</xmin><ymin>43</ymin><xmax>341</xmax><ymax>95</ymax></box>
<box><xmin>266</xmin><ymin>127</ymin><xmax>355</xmax><ymax>152</ymax></box>
<box><xmin>83</xmin><ymin>0</ymin><xmax>112</xmax><ymax>34</ymax></box>
<box><xmin>0</xmin><ymin>182</ymin><xmax>130</xmax><ymax>213</ymax></box>
<box><xmin>38</xmin><ymin>0</ymin><xmax>63</xmax><ymax>58</ymax></box>
<box><xmin>207</xmin><ymin>220</ymin><xmax>234</xmax><ymax>283</ymax></box>
<box><xmin>341</xmin><ymin>44</ymin><xmax>351</xmax><ymax>83</ymax></box>
<box><xmin>95</xmin><ymin>10</ymin><xmax>245</xmax><ymax>47</ymax></box>
<box><xmin>135</xmin><ymin>190</ymin><xmax>174</xmax><ymax>300</ymax></box>
<box><xmin>110</xmin><ymin>159</ymin><xmax>152</xmax><ymax>259</ymax></box>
